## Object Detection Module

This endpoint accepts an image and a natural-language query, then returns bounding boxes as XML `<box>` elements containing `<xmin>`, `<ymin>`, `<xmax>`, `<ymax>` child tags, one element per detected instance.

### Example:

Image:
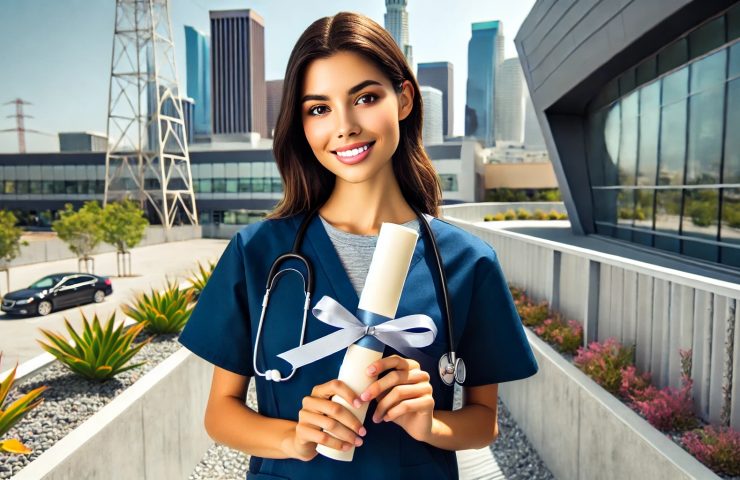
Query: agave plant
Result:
<box><xmin>0</xmin><ymin>352</ymin><xmax>48</xmax><ymax>454</ymax></box>
<box><xmin>121</xmin><ymin>281</ymin><xmax>195</xmax><ymax>334</ymax></box>
<box><xmin>36</xmin><ymin>311</ymin><xmax>152</xmax><ymax>382</ymax></box>
<box><xmin>186</xmin><ymin>260</ymin><xmax>216</xmax><ymax>300</ymax></box>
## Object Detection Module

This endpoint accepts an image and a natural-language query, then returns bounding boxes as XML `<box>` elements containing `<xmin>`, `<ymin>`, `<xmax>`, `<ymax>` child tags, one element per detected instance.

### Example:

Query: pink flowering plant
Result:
<box><xmin>628</xmin><ymin>377</ymin><xmax>698</xmax><ymax>431</ymax></box>
<box><xmin>619</xmin><ymin>365</ymin><xmax>652</xmax><ymax>401</ymax></box>
<box><xmin>682</xmin><ymin>426</ymin><xmax>740</xmax><ymax>476</ymax></box>
<box><xmin>574</xmin><ymin>338</ymin><xmax>634</xmax><ymax>395</ymax></box>
<box><xmin>533</xmin><ymin>315</ymin><xmax>583</xmax><ymax>355</ymax></box>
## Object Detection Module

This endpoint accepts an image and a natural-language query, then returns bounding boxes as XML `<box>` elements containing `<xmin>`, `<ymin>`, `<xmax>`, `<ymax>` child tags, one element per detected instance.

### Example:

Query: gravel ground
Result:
<box><xmin>0</xmin><ymin>330</ymin><xmax>181</xmax><ymax>479</ymax></box>
<box><xmin>188</xmin><ymin>383</ymin><xmax>554</xmax><ymax>480</ymax></box>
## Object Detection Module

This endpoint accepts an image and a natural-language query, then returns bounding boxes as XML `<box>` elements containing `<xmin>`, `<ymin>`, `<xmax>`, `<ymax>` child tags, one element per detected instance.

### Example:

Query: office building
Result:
<box><xmin>384</xmin><ymin>0</ymin><xmax>413</xmax><ymax>68</ymax></box>
<box><xmin>266</xmin><ymin>79</ymin><xmax>283</xmax><ymax>138</ymax></box>
<box><xmin>184</xmin><ymin>26</ymin><xmax>211</xmax><ymax>140</ymax></box>
<box><xmin>495</xmin><ymin>58</ymin><xmax>526</xmax><ymax>143</ymax></box>
<box><xmin>420</xmin><ymin>86</ymin><xmax>444</xmax><ymax>145</ymax></box>
<box><xmin>417</xmin><ymin>62</ymin><xmax>454</xmax><ymax>137</ymax></box>
<box><xmin>210</xmin><ymin>9</ymin><xmax>267</xmax><ymax>137</ymax></box>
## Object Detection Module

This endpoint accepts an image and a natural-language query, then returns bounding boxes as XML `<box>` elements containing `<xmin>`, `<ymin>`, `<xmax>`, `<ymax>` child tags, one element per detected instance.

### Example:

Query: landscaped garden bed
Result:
<box><xmin>510</xmin><ymin>286</ymin><xmax>740</xmax><ymax>479</ymax></box>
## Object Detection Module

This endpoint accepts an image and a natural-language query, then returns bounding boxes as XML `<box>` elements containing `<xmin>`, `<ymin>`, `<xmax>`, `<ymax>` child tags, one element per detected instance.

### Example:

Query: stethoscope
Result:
<box><xmin>253</xmin><ymin>207</ymin><xmax>466</xmax><ymax>387</ymax></box>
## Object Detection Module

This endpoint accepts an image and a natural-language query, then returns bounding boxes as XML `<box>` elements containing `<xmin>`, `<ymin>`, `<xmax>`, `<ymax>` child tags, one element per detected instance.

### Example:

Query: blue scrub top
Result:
<box><xmin>178</xmin><ymin>212</ymin><xmax>538</xmax><ymax>480</ymax></box>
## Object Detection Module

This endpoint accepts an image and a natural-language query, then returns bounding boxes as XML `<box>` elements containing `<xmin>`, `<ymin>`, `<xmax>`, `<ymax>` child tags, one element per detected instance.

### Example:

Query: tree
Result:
<box><xmin>0</xmin><ymin>210</ymin><xmax>29</xmax><ymax>295</ymax></box>
<box><xmin>101</xmin><ymin>198</ymin><xmax>149</xmax><ymax>276</ymax></box>
<box><xmin>52</xmin><ymin>201</ymin><xmax>104</xmax><ymax>273</ymax></box>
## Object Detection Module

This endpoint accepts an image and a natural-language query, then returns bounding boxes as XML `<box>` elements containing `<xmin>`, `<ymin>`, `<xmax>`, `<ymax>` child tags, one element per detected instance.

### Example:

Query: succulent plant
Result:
<box><xmin>186</xmin><ymin>260</ymin><xmax>216</xmax><ymax>300</ymax></box>
<box><xmin>121</xmin><ymin>281</ymin><xmax>195</xmax><ymax>334</ymax></box>
<box><xmin>0</xmin><ymin>352</ymin><xmax>48</xmax><ymax>454</ymax></box>
<box><xmin>36</xmin><ymin>311</ymin><xmax>151</xmax><ymax>382</ymax></box>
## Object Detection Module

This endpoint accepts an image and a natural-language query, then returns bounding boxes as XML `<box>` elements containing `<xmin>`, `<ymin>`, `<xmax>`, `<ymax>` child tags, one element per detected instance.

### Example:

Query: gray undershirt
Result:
<box><xmin>319</xmin><ymin>215</ymin><xmax>421</xmax><ymax>296</ymax></box>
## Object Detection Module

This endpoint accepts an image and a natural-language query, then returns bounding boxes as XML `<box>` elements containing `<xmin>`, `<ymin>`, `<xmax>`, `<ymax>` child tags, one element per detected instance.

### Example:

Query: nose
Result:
<box><xmin>336</xmin><ymin>106</ymin><xmax>361</xmax><ymax>139</ymax></box>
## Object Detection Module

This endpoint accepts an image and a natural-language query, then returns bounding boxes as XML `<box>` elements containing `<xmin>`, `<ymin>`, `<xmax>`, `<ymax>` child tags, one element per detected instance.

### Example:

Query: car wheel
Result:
<box><xmin>93</xmin><ymin>290</ymin><xmax>106</xmax><ymax>303</ymax></box>
<box><xmin>37</xmin><ymin>300</ymin><xmax>53</xmax><ymax>316</ymax></box>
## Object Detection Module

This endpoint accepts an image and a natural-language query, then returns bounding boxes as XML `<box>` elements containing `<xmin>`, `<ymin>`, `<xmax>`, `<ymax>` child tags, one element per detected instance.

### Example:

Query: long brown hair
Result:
<box><xmin>266</xmin><ymin>11</ymin><xmax>441</xmax><ymax>219</ymax></box>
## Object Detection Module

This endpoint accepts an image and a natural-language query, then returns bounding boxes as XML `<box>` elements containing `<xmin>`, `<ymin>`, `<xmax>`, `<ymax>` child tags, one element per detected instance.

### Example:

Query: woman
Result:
<box><xmin>178</xmin><ymin>11</ymin><xmax>537</xmax><ymax>479</ymax></box>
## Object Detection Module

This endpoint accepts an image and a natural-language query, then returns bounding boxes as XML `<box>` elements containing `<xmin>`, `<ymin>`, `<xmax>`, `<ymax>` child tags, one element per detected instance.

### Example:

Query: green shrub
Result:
<box><xmin>491</xmin><ymin>213</ymin><xmax>506</xmax><ymax>221</ymax></box>
<box><xmin>0</xmin><ymin>352</ymin><xmax>48</xmax><ymax>454</ymax></box>
<box><xmin>37</xmin><ymin>311</ymin><xmax>151</xmax><ymax>382</ymax></box>
<box><xmin>503</xmin><ymin>209</ymin><xmax>516</xmax><ymax>220</ymax></box>
<box><xmin>574</xmin><ymin>338</ymin><xmax>635</xmax><ymax>395</ymax></box>
<box><xmin>548</xmin><ymin>209</ymin><xmax>561</xmax><ymax>220</ymax></box>
<box><xmin>122</xmin><ymin>281</ymin><xmax>195</xmax><ymax>334</ymax></box>
<box><xmin>533</xmin><ymin>209</ymin><xmax>548</xmax><ymax>220</ymax></box>
<box><xmin>517</xmin><ymin>301</ymin><xmax>550</xmax><ymax>327</ymax></box>
<box><xmin>516</xmin><ymin>208</ymin><xmax>532</xmax><ymax>220</ymax></box>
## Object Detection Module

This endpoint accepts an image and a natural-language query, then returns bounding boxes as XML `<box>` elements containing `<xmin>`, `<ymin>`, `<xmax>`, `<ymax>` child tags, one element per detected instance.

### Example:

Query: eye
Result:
<box><xmin>308</xmin><ymin>105</ymin><xmax>329</xmax><ymax>116</ymax></box>
<box><xmin>356</xmin><ymin>93</ymin><xmax>377</xmax><ymax>105</ymax></box>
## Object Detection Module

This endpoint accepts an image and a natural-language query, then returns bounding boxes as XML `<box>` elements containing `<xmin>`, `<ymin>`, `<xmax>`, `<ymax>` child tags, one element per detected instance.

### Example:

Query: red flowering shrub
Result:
<box><xmin>574</xmin><ymin>338</ymin><xmax>634</xmax><ymax>395</ymax></box>
<box><xmin>619</xmin><ymin>365</ymin><xmax>651</xmax><ymax>401</ymax></box>
<box><xmin>629</xmin><ymin>375</ymin><xmax>698</xmax><ymax>431</ymax></box>
<box><xmin>533</xmin><ymin>315</ymin><xmax>583</xmax><ymax>355</ymax></box>
<box><xmin>517</xmin><ymin>301</ymin><xmax>550</xmax><ymax>327</ymax></box>
<box><xmin>682</xmin><ymin>426</ymin><xmax>740</xmax><ymax>476</ymax></box>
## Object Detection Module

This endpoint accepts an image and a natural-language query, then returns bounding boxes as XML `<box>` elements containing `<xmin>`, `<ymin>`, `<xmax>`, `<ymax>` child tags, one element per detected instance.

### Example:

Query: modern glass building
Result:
<box><xmin>209</xmin><ymin>9</ymin><xmax>267</xmax><ymax>137</ymax></box>
<box><xmin>384</xmin><ymin>0</ymin><xmax>413</xmax><ymax>68</ymax></box>
<box><xmin>420</xmin><ymin>86</ymin><xmax>444</xmax><ymax>145</ymax></box>
<box><xmin>184</xmin><ymin>26</ymin><xmax>211</xmax><ymax>140</ymax></box>
<box><xmin>417</xmin><ymin>62</ymin><xmax>454</xmax><ymax>137</ymax></box>
<box><xmin>465</xmin><ymin>21</ymin><xmax>505</xmax><ymax>147</ymax></box>
<box><xmin>517</xmin><ymin>0</ymin><xmax>740</xmax><ymax>271</ymax></box>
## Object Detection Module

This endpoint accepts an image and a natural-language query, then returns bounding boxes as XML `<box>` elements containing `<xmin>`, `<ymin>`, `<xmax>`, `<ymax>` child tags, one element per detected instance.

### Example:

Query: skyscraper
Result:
<box><xmin>495</xmin><ymin>57</ymin><xmax>525</xmax><ymax>143</ymax></box>
<box><xmin>210</xmin><ymin>9</ymin><xmax>267</xmax><ymax>137</ymax></box>
<box><xmin>420</xmin><ymin>86</ymin><xmax>443</xmax><ymax>145</ymax></box>
<box><xmin>417</xmin><ymin>62</ymin><xmax>454</xmax><ymax>137</ymax></box>
<box><xmin>465</xmin><ymin>20</ymin><xmax>504</xmax><ymax>147</ymax></box>
<box><xmin>266</xmin><ymin>79</ymin><xmax>284</xmax><ymax>138</ymax></box>
<box><xmin>384</xmin><ymin>0</ymin><xmax>413</xmax><ymax>68</ymax></box>
<box><xmin>184</xmin><ymin>26</ymin><xmax>211</xmax><ymax>140</ymax></box>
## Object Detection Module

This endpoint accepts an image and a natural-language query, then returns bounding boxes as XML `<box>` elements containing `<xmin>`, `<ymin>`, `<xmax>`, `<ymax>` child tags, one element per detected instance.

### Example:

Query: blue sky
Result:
<box><xmin>0</xmin><ymin>0</ymin><xmax>535</xmax><ymax>153</ymax></box>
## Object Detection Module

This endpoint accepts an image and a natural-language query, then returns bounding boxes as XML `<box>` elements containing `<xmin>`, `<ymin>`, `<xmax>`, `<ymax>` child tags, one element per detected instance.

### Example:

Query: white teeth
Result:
<box><xmin>337</xmin><ymin>143</ymin><xmax>370</xmax><ymax>157</ymax></box>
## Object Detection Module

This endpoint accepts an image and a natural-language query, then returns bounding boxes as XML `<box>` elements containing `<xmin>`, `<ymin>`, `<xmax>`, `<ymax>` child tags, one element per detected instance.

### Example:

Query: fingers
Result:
<box><xmin>312</xmin><ymin>379</ymin><xmax>363</xmax><ymax>409</ymax></box>
<box><xmin>366</xmin><ymin>355</ymin><xmax>420</xmax><ymax>377</ymax></box>
<box><xmin>295</xmin><ymin>421</ymin><xmax>356</xmax><ymax>452</ymax></box>
<box><xmin>302</xmin><ymin>395</ymin><xmax>366</xmax><ymax>437</ymax></box>
<box><xmin>372</xmin><ymin>383</ymin><xmax>433</xmax><ymax>422</ymax></box>
<box><xmin>298</xmin><ymin>410</ymin><xmax>364</xmax><ymax>447</ymax></box>
<box><xmin>361</xmin><ymin>365</ymin><xmax>430</xmax><ymax>402</ymax></box>
<box><xmin>384</xmin><ymin>396</ymin><xmax>435</xmax><ymax>423</ymax></box>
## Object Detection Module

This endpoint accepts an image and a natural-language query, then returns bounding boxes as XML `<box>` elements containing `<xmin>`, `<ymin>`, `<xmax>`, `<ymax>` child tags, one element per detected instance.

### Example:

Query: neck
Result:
<box><xmin>318</xmin><ymin>165</ymin><xmax>416</xmax><ymax>235</ymax></box>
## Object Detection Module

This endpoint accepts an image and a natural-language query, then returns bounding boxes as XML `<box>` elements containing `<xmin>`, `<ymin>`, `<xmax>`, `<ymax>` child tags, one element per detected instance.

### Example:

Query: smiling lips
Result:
<box><xmin>332</xmin><ymin>141</ymin><xmax>376</xmax><ymax>165</ymax></box>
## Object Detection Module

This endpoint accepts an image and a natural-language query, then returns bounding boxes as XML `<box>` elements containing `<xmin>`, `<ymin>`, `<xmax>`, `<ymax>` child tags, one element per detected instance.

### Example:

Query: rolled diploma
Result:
<box><xmin>315</xmin><ymin>222</ymin><xmax>419</xmax><ymax>461</ymax></box>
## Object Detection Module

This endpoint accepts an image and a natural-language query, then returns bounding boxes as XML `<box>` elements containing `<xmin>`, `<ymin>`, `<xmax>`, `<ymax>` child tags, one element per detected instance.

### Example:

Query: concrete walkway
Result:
<box><xmin>0</xmin><ymin>238</ymin><xmax>229</xmax><ymax>367</ymax></box>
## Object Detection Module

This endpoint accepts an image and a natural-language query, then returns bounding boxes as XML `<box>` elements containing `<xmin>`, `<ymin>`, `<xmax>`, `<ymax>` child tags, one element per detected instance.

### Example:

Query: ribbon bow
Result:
<box><xmin>277</xmin><ymin>295</ymin><xmax>438</xmax><ymax>370</ymax></box>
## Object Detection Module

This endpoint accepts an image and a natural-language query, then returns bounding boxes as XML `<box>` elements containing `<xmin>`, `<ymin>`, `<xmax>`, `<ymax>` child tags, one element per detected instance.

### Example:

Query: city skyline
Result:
<box><xmin>0</xmin><ymin>0</ymin><xmax>535</xmax><ymax>153</ymax></box>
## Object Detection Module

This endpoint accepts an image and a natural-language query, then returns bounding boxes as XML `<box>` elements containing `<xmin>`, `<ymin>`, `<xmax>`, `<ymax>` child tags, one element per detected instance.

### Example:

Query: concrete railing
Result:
<box><xmin>440</xmin><ymin>204</ymin><xmax>740</xmax><ymax>430</ymax></box>
<box><xmin>7</xmin><ymin>225</ymin><xmax>202</xmax><ymax>267</ymax></box>
<box><xmin>441</xmin><ymin>201</ymin><xmax>565</xmax><ymax>223</ymax></box>
<box><xmin>502</xmin><ymin>329</ymin><xmax>719</xmax><ymax>480</ymax></box>
<box><xmin>12</xmin><ymin>348</ymin><xmax>212</xmax><ymax>480</ymax></box>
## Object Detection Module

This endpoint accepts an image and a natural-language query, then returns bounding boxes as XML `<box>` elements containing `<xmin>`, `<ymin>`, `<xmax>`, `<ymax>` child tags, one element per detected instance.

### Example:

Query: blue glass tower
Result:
<box><xmin>184</xmin><ymin>26</ymin><xmax>211</xmax><ymax>140</ymax></box>
<box><xmin>465</xmin><ymin>21</ymin><xmax>504</xmax><ymax>147</ymax></box>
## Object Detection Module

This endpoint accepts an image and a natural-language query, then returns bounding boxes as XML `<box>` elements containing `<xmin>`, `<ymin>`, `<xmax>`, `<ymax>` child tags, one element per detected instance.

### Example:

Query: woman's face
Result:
<box><xmin>301</xmin><ymin>50</ymin><xmax>413</xmax><ymax>186</ymax></box>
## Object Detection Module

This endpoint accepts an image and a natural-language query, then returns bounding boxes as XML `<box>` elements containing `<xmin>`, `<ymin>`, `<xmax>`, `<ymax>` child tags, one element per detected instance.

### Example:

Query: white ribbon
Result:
<box><xmin>277</xmin><ymin>295</ymin><xmax>438</xmax><ymax>370</ymax></box>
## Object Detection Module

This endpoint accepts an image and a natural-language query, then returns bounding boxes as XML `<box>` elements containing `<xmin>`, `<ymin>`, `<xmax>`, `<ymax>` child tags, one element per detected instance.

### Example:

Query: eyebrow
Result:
<box><xmin>301</xmin><ymin>80</ymin><xmax>383</xmax><ymax>104</ymax></box>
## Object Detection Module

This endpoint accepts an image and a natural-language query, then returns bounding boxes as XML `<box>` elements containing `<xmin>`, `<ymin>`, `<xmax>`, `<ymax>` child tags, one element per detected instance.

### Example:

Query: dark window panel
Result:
<box><xmin>682</xmin><ymin>239</ymin><xmax>719</xmax><ymax>262</ymax></box>
<box><xmin>658</xmin><ymin>99</ymin><xmax>687</xmax><ymax>185</ymax></box>
<box><xmin>636</xmin><ymin>57</ymin><xmax>657</xmax><ymax>86</ymax></box>
<box><xmin>721</xmin><ymin>188</ymin><xmax>740</xmax><ymax>248</ymax></box>
<box><xmin>682</xmin><ymin>189</ymin><xmax>719</xmax><ymax>243</ymax></box>
<box><xmin>655</xmin><ymin>189</ymin><xmax>682</xmax><ymax>238</ymax></box>
<box><xmin>638</xmin><ymin>83</ymin><xmax>660</xmax><ymax>186</ymax></box>
<box><xmin>689</xmin><ymin>16</ymin><xmax>726</xmax><ymax>60</ymax></box>
<box><xmin>617</xmin><ymin>189</ymin><xmax>636</xmax><ymax>228</ymax></box>
<box><xmin>658</xmin><ymin>37</ymin><xmax>688</xmax><ymax>75</ymax></box>
<box><xmin>593</xmin><ymin>189</ymin><xmax>618</xmax><ymax>224</ymax></box>
<box><xmin>618</xmin><ymin>92</ymin><xmax>638</xmax><ymax>186</ymax></box>
<box><xmin>238</xmin><ymin>178</ymin><xmax>251</xmax><ymax>193</ymax></box>
<box><xmin>603</xmin><ymin>104</ymin><xmax>621</xmax><ymax>186</ymax></box>
<box><xmin>586</xmin><ymin>109</ymin><xmax>609</xmax><ymax>186</ymax></box>
<box><xmin>595</xmin><ymin>223</ymin><xmax>616</xmax><ymax>237</ymax></box>
<box><xmin>634</xmin><ymin>189</ymin><xmax>656</xmax><ymax>232</ymax></box>
<box><xmin>727</xmin><ymin>3</ymin><xmax>740</xmax><ymax>42</ymax></box>
<box><xmin>226</xmin><ymin>178</ymin><xmax>238</xmax><ymax>193</ymax></box>
<box><xmin>686</xmin><ymin>84</ymin><xmax>724</xmax><ymax>185</ymax></box>
<box><xmin>619</xmin><ymin>68</ymin><xmax>637</xmax><ymax>96</ymax></box>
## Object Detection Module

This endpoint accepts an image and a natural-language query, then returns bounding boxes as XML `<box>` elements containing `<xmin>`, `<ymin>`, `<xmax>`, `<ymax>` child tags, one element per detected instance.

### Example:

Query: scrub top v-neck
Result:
<box><xmin>178</xmin><ymin>212</ymin><xmax>538</xmax><ymax>479</ymax></box>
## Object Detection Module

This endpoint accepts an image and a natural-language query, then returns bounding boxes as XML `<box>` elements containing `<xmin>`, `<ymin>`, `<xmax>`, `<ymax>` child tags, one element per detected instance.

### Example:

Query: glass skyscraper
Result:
<box><xmin>184</xmin><ymin>26</ymin><xmax>211</xmax><ymax>140</ymax></box>
<box><xmin>384</xmin><ymin>0</ymin><xmax>413</xmax><ymax>68</ymax></box>
<box><xmin>465</xmin><ymin>21</ymin><xmax>504</xmax><ymax>147</ymax></box>
<box><xmin>209</xmin><ymin>9</ymin><xmax>267</xmax><ymax>137</ymax></box>
<box><xmin>417</xmin><ymin>62</ymin><xmax>454</xmax><ymax>137</ymax></box>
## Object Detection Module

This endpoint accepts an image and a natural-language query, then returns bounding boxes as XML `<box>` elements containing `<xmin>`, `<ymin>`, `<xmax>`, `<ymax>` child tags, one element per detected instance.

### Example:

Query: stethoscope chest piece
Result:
<box><xmin>438</xmin><ymin>352</ymin><xmax>466</xmax><ymax>386</ymax></box>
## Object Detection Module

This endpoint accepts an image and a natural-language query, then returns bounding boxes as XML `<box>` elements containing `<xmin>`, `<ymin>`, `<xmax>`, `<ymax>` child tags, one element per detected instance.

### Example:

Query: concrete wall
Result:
<box><xmin>6</xmin><ymin>225</ymin><xmax>202</xmax><ymax>268</ymax></box>
<box><xmin>12</xmin><ymin>348</ymin><xmax>213</xmax><ymax>480</ymax></box>
<box><xmin>500</xmin><ymin>329</ymin><xmax>719</xmax><ymax>480</ymax></box>
<box><xmin>441</xmin><ymin>206</ymin><xmax>740</xmax><ymax>430</ymax></box>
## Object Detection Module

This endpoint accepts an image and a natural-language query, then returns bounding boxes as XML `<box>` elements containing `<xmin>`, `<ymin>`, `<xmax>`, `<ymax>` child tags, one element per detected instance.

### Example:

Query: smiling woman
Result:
<box><xmin>177</xmin><ymin>10</ymin><xmax>538</xmax><ymax>480</ymax></box>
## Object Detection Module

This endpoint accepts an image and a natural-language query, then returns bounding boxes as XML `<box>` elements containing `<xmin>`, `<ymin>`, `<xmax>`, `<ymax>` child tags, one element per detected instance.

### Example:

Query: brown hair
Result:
<box><xmin>266</xmin><ymin>11</ymin><xmax>441</xmax><ymax>219</ymax></box>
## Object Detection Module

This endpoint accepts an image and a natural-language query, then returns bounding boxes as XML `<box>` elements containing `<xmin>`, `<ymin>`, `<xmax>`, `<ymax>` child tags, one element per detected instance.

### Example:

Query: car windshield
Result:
<box><xmin>28</xmin><ymin>276</ymin><xmax>61</xmax><ymax>289</ymax></box>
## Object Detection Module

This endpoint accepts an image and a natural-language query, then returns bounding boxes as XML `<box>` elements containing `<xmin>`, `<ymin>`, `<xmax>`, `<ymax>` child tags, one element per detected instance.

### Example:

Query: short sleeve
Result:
<box><xmin>457</xmin><ymin>247</ymin><xmax>538</xmax><ymax>386</ymax></box>
<box><xmin>178</xmin><ymin>234</ymin><xmax>253</xmax><ymax>376</ymax></box>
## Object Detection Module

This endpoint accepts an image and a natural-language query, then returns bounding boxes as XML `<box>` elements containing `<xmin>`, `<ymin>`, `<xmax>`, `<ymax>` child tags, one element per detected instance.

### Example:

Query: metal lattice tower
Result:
<box><xmin>104</xmin><ymin>0</ymin><xmax>198</xmax><ymax>230</ymax></box>
<box><xmin>0</xmin><ymin>99</ymin><xmax>47</xmax><ymax>153</ymax></box>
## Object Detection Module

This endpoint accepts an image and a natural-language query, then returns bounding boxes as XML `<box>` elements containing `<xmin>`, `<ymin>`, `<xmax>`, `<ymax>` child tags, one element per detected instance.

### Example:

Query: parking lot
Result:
<box><xmin>0</xmin><ymin>238</ymin><xmax>229</xmax><ymax>367</ymax></box>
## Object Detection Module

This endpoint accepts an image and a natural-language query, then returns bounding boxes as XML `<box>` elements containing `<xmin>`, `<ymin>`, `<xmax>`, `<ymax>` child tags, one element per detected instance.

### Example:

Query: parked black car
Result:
<box><xmin>1</xmin><ymin>273</ymin><xmax>113</xmax><ymax>317</ymax></box>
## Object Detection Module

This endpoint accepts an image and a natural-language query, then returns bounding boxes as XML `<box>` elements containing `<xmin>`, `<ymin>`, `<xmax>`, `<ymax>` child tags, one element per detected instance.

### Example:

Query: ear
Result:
<box><xmin>398</xmin><ymin>80</ymin><xmax>414</xmax><ymax>121</ymax></box>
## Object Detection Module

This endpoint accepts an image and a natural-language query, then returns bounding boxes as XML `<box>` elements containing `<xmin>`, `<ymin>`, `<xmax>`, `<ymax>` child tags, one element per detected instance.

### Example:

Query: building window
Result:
<box><xmin>586</xmin><ymin>9</ymin><xmax>740</xmax><ymax>269</ymax></box>
<box><xmin>439</xmin><ymin>174</ymin><xmax>458</xmax><ymax>192</ymax></box>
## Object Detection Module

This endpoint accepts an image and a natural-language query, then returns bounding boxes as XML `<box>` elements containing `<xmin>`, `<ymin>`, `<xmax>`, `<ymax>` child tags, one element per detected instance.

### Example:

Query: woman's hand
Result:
<box><xmin>360</xmin><ymin>355</ymin><xmax>435</xmax><ymax>442</ymax></box>
<box><xmin>286</xmin><ymin>379</ymin><xmax>367</xmax><ymax>461</ymax></box>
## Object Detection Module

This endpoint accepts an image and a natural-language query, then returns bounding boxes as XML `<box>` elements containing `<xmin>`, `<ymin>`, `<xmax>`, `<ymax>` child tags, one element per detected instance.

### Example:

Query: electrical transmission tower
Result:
<box><xmin>104</xmin><ymin>0</ymin><xmax>198</xmax><ymax>231</ymax></box>
<box><xmin>0</xmin><ymin>99</ymin><xmax>48</xmax><ymax>153</ymax></box>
